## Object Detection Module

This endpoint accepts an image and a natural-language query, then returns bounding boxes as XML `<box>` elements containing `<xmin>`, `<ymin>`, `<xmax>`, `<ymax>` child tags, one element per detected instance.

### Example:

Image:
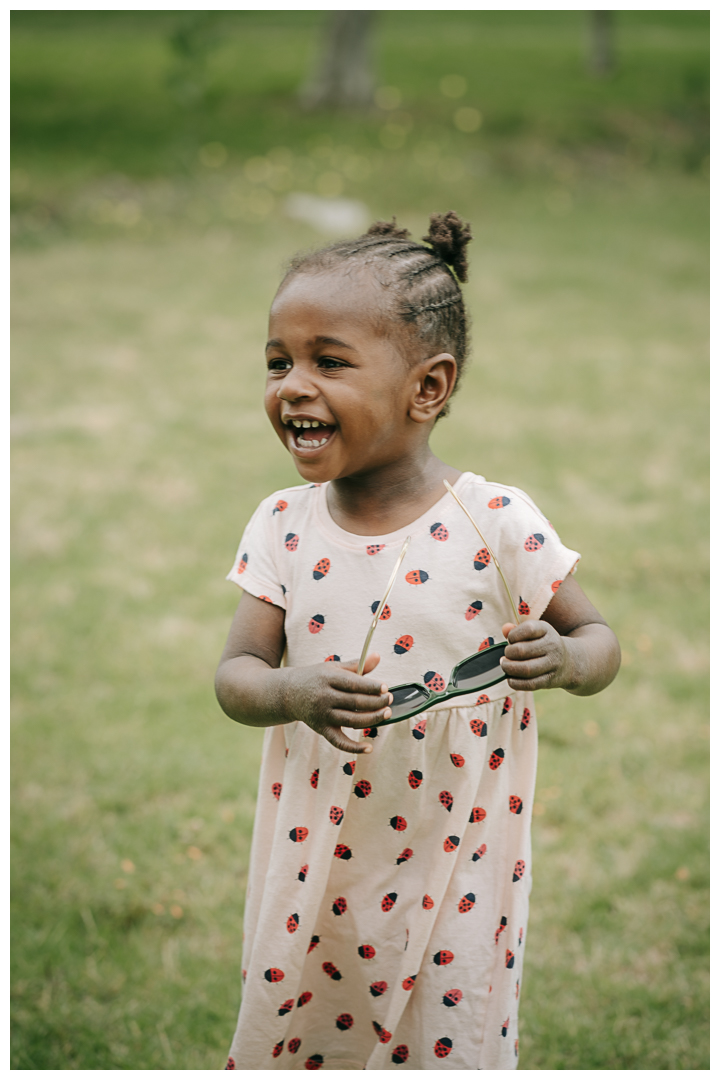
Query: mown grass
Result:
<box><xmin>11</xmin><ymin>10</ymin><xmax>708</xmax><ymax>1071</ymax></box>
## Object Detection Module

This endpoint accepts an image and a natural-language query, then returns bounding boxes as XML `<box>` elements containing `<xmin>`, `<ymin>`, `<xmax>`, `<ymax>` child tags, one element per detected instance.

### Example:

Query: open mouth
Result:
<box><xmin>284</xmin><ymin>418</ymin><xmax>336</xmax><ymax>450</ymax></box>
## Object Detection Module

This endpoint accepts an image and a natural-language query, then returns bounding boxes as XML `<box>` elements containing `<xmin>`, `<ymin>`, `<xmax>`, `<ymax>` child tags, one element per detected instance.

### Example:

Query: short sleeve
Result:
<box><xmin>226</xmin><ymin>500</ymin><xmax>287</xmax><ymax>610</ymax></box>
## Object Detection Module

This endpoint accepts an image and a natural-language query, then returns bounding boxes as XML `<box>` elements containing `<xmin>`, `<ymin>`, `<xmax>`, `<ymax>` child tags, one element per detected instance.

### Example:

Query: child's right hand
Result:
<box><xmin>282</xmin><ymin>653</ymin><xmax>392</xmax><ymax>754</ymax></box>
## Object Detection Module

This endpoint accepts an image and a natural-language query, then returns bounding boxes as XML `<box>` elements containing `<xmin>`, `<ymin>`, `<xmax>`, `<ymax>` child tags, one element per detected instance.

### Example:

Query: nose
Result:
<box><xmin>276</xmin><ymin>365</ymin><xmax>317</xmax><ymax>403</ymax></box>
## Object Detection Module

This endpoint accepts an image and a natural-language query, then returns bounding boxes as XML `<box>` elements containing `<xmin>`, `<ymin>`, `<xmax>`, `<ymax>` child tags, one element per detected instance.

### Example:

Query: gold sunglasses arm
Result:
<box><xmin>357</xmin><ymin>535</ymin><xmax>411</xmax><ymax>676</ymax></box>
<box><xmin>443</xmin><ymin>480</ymin><xmax>521</xmax><ymax>626</ymax></box>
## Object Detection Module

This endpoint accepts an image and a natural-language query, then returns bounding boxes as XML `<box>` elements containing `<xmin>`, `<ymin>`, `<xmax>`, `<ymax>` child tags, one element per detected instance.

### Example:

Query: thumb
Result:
<box><xmin>343</xmin><ymin>652</ymin><xmax>381</xmax><ymax>676</ymax></box>
<box><xmin>502</xmin><ymin>623</ymin><xmax>517</xmax><ymax>641</ymax></box>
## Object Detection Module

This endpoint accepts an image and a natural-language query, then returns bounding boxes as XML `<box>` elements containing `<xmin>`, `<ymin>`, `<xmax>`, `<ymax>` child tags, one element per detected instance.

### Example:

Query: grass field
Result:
<box><xmin>11</xmin><ymin>11</ymin><xmax>708</xmax><ymax>1071</ymax></box>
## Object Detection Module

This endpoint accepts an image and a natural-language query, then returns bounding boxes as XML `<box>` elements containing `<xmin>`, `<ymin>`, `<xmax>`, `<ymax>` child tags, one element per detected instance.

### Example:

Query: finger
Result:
<box><xmin>329</xmin><ymin>689</ymin><xmax>393</xmax><ymax>714</ymax></box>
<box><xmin>319</xmin><ymin>725</ymin><xmax>374</xmax><ymax>755</ymax></box>
<box><xmin>502</xmin><ymin>637</ymin><xmax>552</xmax><ymax>662</ymax></box>
<box><xmin>506</xmin><ymin>671</ymin><xmax>556</xmax><ymax>692</ymax></box>
<box><xmin>500</xmin><ymin>655</ymin><xmax>555</xmax><ymax>681</ymax></box>
<box><xmin>505</xmin><ymin>621</ymin><xmax>547</xmax><ymax>643</ymax></box>
<box><xmin>331</xmin><ymin>705</ymin><xmax>394</xmax><ymax>728</ymax></box>
<box><xmin>342</xmin><ymin>652</ymin><xmax>381</xmax><ymax>676</ymax></box>
<box><xmin>502</xmin><ymin>622</ymin><xmax>517</xmax><ymax>639</ymax></box>
<box><xmin>330</xmin><ymin>669</ymin><xmax>389</xmax><ymax>698</ymax></box>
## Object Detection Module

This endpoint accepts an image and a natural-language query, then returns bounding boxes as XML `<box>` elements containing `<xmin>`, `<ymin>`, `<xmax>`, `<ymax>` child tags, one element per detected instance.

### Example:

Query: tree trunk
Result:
<box><xmin>299</xmin><ymin>11</ymin><xmax>376</xmax><ymax>110</ymax></box>
<box><xmin>588</xmin><ymin>11</ymin><xmax>615</xmax><ymax>77</ymax></box>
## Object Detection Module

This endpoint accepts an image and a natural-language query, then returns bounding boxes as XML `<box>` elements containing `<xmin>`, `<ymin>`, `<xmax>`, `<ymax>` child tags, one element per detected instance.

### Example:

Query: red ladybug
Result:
<box><xmin>278</xmin><ymin>998</ymin><xmax>294</xmax><ymax>1016</ymax></box>
<box><xmin>520</xmin><ymin>708</ymin><xmax>531</xmax><ymax>730</ymax></box>
<box><xmin>408</xmin><ymin>769</ymin><xmax>423</xmax><ymax>788</ymax></box>
<box><xmin>357</xmin><ymin>944</ymin><xmax>376</xmax><ymax>959</ymax></box>
<box><xmin>381</xmin><ymin>892</ymin><xmax>397</xmax><ymax>911</ymax></box>
<box><xmin>284</xmin><ymin>533</ymin><xmax>299</xmax><ymax>551</ymax></box>
<box><xmin>329</xmin><ymin>805</ymin><xmax>344</xmax><ymax>825</ymax></box>
<box><xmin>465</xmin><ymin>600</ymin><xmax>483</xmax><ymax>620</ymax></box>
<box><xmin>369</xmin><ymin>980</ymin><xmax>387</xmax><ymax>997</ymax></box>
<box><xmin>264</xmin><ymin>967</ymin><xmax>284</xmax><ymax>982</ymax></box>
<box><xmin>322</xmin><ymin>961</ymin><xmax>342</xmax><ymax>980</ymax></box>
<box><xmin>478</xmin><ymin>636</ymin><xmax>495</xmax><ymax>651</ymax></box>
<box><xmin>272</xmin><ymin>499</ymin><xmax>287</xmax><ymax>514</ymax></box>
<box><xmin>506</xmin><ymin>949</ymin><xmax>515</xmax><ymax>968</ymax></box>
<box><xmin>495</xmin><ymin>916</ymin><xmax>507</xmax><ymax>944</ymax></box>
<box><xmin>391</xmin><ymin>1045</ymin><xmax>409</xmax><ymax>1064</ymax></box>
<box><xmin>509</xmin><ymin>795</ymin><xmax>523</xmax><ymax>815</ymax></box>
<box><xmin>422</xmin><ymin>894</ymin><xmax>434</xmax><ymax>909</ymax></box>
<box><xmin>305</xmin><ymin>1054</ymin><xmax>323</xmax><ymax>1069</ymax></box>
<box><xmin>272</xmin><ymin>1041</ymin><xmax>284</xmax><ymax>1058</ymax></box>
<box><xmin>286</xmin><ymin>913</ymin><xmax>300</xmax><ymax>933</ymax></box>
<box><xmin>332</xmin><ymin>896</ymin><xmax>347</xmax><ymax>916</ymax></box>
<box><xmin>396</xmin><ymin>847</ymin><xmax>413</xmax><ymax>864</ymax></box>
<box><xmin>390</xmin><ymin>815</ymin><xmax>407</xmax><ymax>831</ymax></box>
<box><xmin>363</xmin><ymin>726</ymin><xmax>379</xmax><ymax>738</ymax></box>
<box><xmin>289</xmin><ymin>827</ymin><xmax>308</xmax><ymax>843</ymax></box>
<box><xmin>366</xmin><ymin>544</ymin><xmax>385</xmax><ymax>555</ymax></box>
<box><xmin>450</xmin><ymin>753</ymin><xmax>465</xmax><ymax>768</ymax></box>
<box><xmin>433</xmin><ymin>949</ymin><xmax>454</xmax><ymax>966</ymax></box>
<box><xmin>402</xmin><ymin>975</ymin><xmax>416</xmax><ymax>990</ymax></box>
<box><xmin>501</xmin><ymin>1018</ymin><xmax>509</xmax><ymax>1037</ymax></box>
<box><xmin>313</xmin><ymin>558</ymin><xmax>331</xmax><ymax>580</ymax></box>
<box><xmin>518</xmin><ymin>596</ymin><xmax>530</xmax><ymax>616</ymax></box>
<box><xmin>443</xmin><ymin>835</ymin><xmax>460</xmax><ymax>852</ymax></box>
<box><xmin>488</xmin><ymin>495</ymin><xmax>510</xmax><ymax>509</ymax></box>
<box><xmin>430</xmin><ymin>522</ymin><xmax>449</xmax><ymax>541</ymax></box>
<box><xmin>237</xmin><ymin>553</ymin><xmax>248</xmax><ymax>574</ymax></box>
<box><xmin>297</xmin><ymin>991</ymin><xmax>312</xmax><ymax>1007</ymax></box>
<box><xmin>551</xmin><ymin>578</ymin><xmax>562</xmax><ymax>593</ymax></box>
<box><xmin>434</xmin><ymin>1037</ymin><xmax>453</xmax><ymax>1058</ymax></box>
<box><xmin>501</xmin><ymin>696</ymin><xmax>512</xmax><ymax>715</ymax></box>
<box><xmin>472</xmin><ymin>843</ymin><xmax>487</xmax><ymax>861</ymax></box>
<box><xmin>474</xmin><ymin>547</ymin><xmax>491</xmax><ymax>570</ymax></box>
<box><xmin>458</xmin><ymin>892</ymin><xmax>476</xmax><ymax>913</ymax></box>
<box><xmin>372</xmin><ymin>1022</ymin><xmax>392</xmax><ymax>1044</ymax></box>
<box><xmin>298</xmin><ymin>864</ymin><xmax>309</xmax><ymax>882</ymax></box>
<box><xmin>225</xmin><ymin>1057</ymin><xmax>235</xmax><ymax>1069</ymax></box>
<box><xmin>470</xmin><ymin>717</ymin><xmax>487</xmax><ymax>737</ymax></box>
<box><xmin>438</xmin><ymin>790</ymin><xmax>454</xmax><ymax>811</ymax></box>
<box><xmin>442</xmin><ymin>988</ymin><xmax>463</xmax><ymax>1007</ymax></box>
<box><xmin>334</xmin><ymin>844</ymin><xmax>352</xmax><ymax>860</ymax></box>
<box><xmin>476</xmin><ymin>693</ymin><xmax>490</xmax><ymax>704</ymax></box>
<box><xmin>412</xmin><ymin>718</ymin><xmax>426</xmax><ymax>740</ymax></box>
<box><xmin>288</xmin><ymin>1039</ymin><xmax>301</xmax><ymax>1054</ymax></box>
<box><xmin>324</xmin><ymin>654</ymin><xmax>340</xmax><ymax>662</ymax></box>
<box><xmin>394</xmin><ymin>634</ymin><xmax>414</xmax><ymax>654</ymax></box>
<box><xmin>342</xmin><ymin>761</ymin><xmax>356</xmax><ymax>776</ymax></box>
<box><xmin>424</xmin><ymin>671</ymin><xmax>446</xmax><ymax>692</ymax></box>
<box><xmin>513</xmin><ymin>860</ymin><xmax>525</xmax><ymax>882</ymax></box>
<box><xmin>354</xmin><ymin>779</ymin><xmax>372</xmax><ymax>798</ymax></box>
<box><xmin>519</xmin><ymin>927</ymin><xmax>524</xmax><ymax>944</ymax></box>
<box><xmin>308</xmin><ymin>614</ymin><xmax>324</xmax><ymax>634</ymax></box>
<box><xmin>405</xmin><ymin>569</ymin><xmax>429</xmax><ymax>585</ymax></box>
<box><xmin>524</xmin><ymin>533</ymin><xmax>544</xmax><ymax>551</ymax></box>
<box><xmin>489</xmin><ymin>748</ymin><xmax>505</xmax><ymax>770</ymax></box>
<box><xmin>336</xmin><ymin>1013</ymin><xmax>354</xmax><ymax>1030</ymax></box>
<box><xmin>271</xmin><ymin>782</ymin><xmax>282</xmax><ymax>799</ymax></box>
<box><xmin>310</xmin><ymin>769</ymin><xmax>319</xmax><ymax>789</ymax></box>
<box><xmin>370</xmin><ymin>600</ymin><xmax>391</xmax><ymax>620</ymax></box>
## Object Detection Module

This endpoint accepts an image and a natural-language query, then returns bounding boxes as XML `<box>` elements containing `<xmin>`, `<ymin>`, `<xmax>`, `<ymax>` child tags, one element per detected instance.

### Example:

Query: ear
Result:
<box><xmin>408</xmin><ymin>353</ymin><xmax>457</xmax><ymax>423</ymax></box>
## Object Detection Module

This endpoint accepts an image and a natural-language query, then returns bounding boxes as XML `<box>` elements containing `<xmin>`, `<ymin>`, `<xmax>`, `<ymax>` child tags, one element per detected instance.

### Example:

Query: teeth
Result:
<box><xmin>297</xmin><ymin>436</ymin><xmax>329</xmax><ymax>448</ymax></box>
<box><xmin>302</xmin><ymin>420</ymin><xmax>311</xmax><ymax>428</ymax></box>
<box><xmin>311</xmin><ymin>420</ymin><xmax>319</xmax><ymax>427</ymax></box>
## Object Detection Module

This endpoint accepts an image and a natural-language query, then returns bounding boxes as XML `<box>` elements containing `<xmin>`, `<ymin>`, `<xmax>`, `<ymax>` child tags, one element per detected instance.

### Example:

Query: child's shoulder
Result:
<box><xmin>459</xmin><ymin>473</ymin><xmax>551</xmax><ymax>525</ymax></box>
<box><xmin>251</xmin><ymin>481</ymin><xmax>323</xmax><ymax>518</ymax></box>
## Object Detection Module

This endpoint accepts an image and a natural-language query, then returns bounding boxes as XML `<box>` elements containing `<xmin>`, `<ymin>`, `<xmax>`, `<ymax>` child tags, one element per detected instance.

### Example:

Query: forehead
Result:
<box><xmin>270</xmin><ymin>270</ymin><xmax>391</xmax><ymax>338</ymax></box>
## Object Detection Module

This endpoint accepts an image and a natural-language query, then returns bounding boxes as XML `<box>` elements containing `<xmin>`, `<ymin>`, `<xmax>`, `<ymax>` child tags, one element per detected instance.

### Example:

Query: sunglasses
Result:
<box><xmin>357</xmin><ymin>481</ymin><xmax>518</xmax><ymax>727</ymax></box>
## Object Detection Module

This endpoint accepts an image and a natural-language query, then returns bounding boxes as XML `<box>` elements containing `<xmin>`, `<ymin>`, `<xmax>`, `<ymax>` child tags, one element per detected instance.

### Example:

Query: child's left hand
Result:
<box><xmin>500</xmin><ymin>621</ymin><xmax>572</xmax><ymax>691</ymax></box>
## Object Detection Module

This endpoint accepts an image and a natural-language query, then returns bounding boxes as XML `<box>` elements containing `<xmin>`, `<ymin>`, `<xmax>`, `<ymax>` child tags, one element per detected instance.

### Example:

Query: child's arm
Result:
<box><xmin>215</xmin><ymin>591</ymin><xmax>393</xmax><ymax>753</ymax></box>
<box><xmin>499</xmin><ymin>574</ymin><xmax>621</xmax><ymax>696</ymax></box>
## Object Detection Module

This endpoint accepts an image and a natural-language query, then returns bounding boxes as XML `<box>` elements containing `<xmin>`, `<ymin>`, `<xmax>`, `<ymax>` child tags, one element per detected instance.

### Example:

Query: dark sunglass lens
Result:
<box><xmin>389</xmin><ymin>683</ymin><xmax>431</xmax><ymax>719</ymax></box>
<box><xmin>453</xmin><ymin>643</ymin><xmax>507</xmax><ymax>691</ymax></box>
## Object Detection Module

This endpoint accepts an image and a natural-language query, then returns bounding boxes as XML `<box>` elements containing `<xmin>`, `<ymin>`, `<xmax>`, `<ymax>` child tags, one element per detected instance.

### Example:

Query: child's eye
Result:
<box><xmin>267</xmin><ymin>357</ymin><xmax>291</xmax><ymax>372</ymax></box>
<box><xmin>318</xmin><ymin>357</ymin><xmax>347</xmax><ymax>370</ymax></box>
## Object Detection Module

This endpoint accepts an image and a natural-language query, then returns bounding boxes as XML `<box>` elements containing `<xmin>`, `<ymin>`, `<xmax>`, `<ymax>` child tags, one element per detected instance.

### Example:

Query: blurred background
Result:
<box><xmin>11</xmin><ymin>9</ymin><xmax>708</xmax><ymax>1070</ymax></box>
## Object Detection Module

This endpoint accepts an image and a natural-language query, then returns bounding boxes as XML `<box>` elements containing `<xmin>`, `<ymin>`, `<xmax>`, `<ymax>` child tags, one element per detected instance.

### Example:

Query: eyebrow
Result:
<box><xmin>265</xmin><ymin>335</ymin><xmax>357</xmax><ymax>352</ymax></box>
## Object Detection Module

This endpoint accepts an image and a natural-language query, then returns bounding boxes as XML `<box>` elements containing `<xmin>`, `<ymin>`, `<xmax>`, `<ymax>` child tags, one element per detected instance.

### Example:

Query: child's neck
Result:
<box><xmin>325</xmin><ymin>451</ymin><xmax>462</xmax><ymax>536</ymax></box>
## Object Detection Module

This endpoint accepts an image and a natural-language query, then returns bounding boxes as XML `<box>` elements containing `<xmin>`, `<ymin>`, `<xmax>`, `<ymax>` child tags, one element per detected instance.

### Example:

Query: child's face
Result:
<box><xmin>265</xmin><ymin>271</ymin><xmax>424</xmax><ymax>483</ymax></box>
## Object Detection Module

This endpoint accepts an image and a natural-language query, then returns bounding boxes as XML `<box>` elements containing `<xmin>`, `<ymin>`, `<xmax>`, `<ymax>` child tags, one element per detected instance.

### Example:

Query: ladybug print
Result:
<box><xmin>322</xmin><ymin>961</ymin><xmax>342</xmax><ymax>981</ymax></box>
<box><xmin>489</xmin><ymin>748</ymin><xmax>505</xmax><ymax>770</ymax></box>
<box><xmin>332</xmin><ymin>896</ymin><xmax>348</xmax><ymax>916</ymax></box>
<box><xmin>442</xmin><ymin>988</ymin><xmax>463</xmax><ymax>1007</ymax></box>
<box><xmin>430</xmin><ymin>522</ymin><xmax>449</xmax><ymax>541</ymax></box>
<box><xmin>396</xmin><ymin>847</ymin><xmax>413</xmax><ymax>864</ymax></box>
<box><xmin>458</xmin><ymin>892</ymin><xmax>476</xmax><ymax>913</ymax></box>
<box><xmin>412</xmin><ymin>718</ymin><xmax>426</xmax><ymax>740</ymax></box>
<box><xmin>506</xmin><ymin>949</ymin><xmax>515</xmax><ymax>968</ymax></box>
<box><xmin>342</xmin><ymin>761</ymin><xmax>356</xmax><ymax>776</ymax></box>
<box><xmin>237</xmin><ymin>553</ymin><xmax>248</xmax><ymax>574</ymax></box>
<box><xmin>513</xmin><ymin>858</ymin><xmax>525</xmax><ymax>881</ymax></box>
<box><xmin>272</xmin><ymin>499</ymin><xmax>287</xmax><ymax>514</ymax></box>
<box><xmin>472</xmin><ymin>844</ymin><xmax>487</xmax><ymax>861</ymax></box>
<box><xmin>390</xmin><ymin>815</ymin><xmax>407</xmax><ymax>832</ymax></box>
<box><xmin>289</xmin><ymin>827</ymin><xmax>309</xmax><ymax>843</ymax></box>
<box><xmin>370</xmin><ymin>600</ymin><xmax>391</xmax><ymax>620</ymax></box>
<box><xmin>394</xmin><ymin>634</ymin><xmax>414</xmax><ymax>654</ymax></box>
<box><xmin>424</xmin><ymin>671</ymin><xmax>446</xmax><ymax>692</ymax></box>
<box><xmin>443</xmin><ymin>835</ymin><xmax>460</xmax><ymax>852</ymax></box>
<box><xmin>258</xmin><ymin>595</ymin><xmax>273</xmax><ymax>603</ymax></box>
<box><xmin>305</xmin><ymin>1054</ymin><xmax>323</xmax><ymax>1069</ymax></box>
<box><xmin>381</xmin><ymin>892</ymin><xmax>398</xmax><ymax>912</ymax></box>
<box><xmin>495</xmin><ymin>916</ymin><xmax>508</xmax><ymax>944</ymax></box>
<box><xmin>524</xmin><ymin>532</ymin><xmax>544</xmax><ymax>551</ymax></box>
<box><xmin>369</xmin><ymin>980</ymin><xmax>388</xmax><ymax>997</ymax></box>
<box><xmin>284</xmin><ymin>533</ymin><xmax>299</xmax><ymax>552</ymax></box>
<box><xmin>278</xmin><ymin>998</ymin><xmax>294</xmax><ymax>1016</ymax></box>
<box><xmin>470</xmin><ymin>717</ymin><xmax>487</xmax><ymax>737</ymax></box>
<box><xmin>264</xmin><ymin>967</ymin><xmax>284</xmax><ymax>983</ymax></box>
<box><xmin>476</xmin><ymin>693</ymin><xmax>490</xmax><ymax>705</ymax></box>
<box><xmin>391</xmin><ymin>1045</ymin><xmax>409</xmax><ymax>1064</ymax></box>
<box><xmin>334</xmin><ymin>844</ymin><xmax>352</xmax><ymax>860</ymax></box>
<box><xmin>402</xmin><ymin>975</ymin><xmax>416</xmax><ymax>990</ymax></box>
<box><xmin>518</xmin><ymin>927</ymin><xmax>524</xmax><ymax>944</ymax></box>
<box><xmin>501</xmin><ymin>697</ymin><xmax>512</xmax><ymax>715</ymax></box>
<box><xmin>515</xmin><ymin>1038</ymin><xmax>519</xmax><ymax>1057</ymax></box>
<box><xmin>501</xmin><ymin>1018</ymin><xmax>509</xmax><ymax>1037</ymax></box>
<box><xmin>405</xmin><ymin>569</ymin><xmax>429</xmax><ymax>585</ymax></box>
<box><xmin>552</xmin><ymin>578</ymin><xmax>562</xmax><ymax>593</ymax></box>
<box><xmin>366</xmin><ymin>544</ymin><xmax>385</xmax><ymax>555</ymax></box>
<box><xmin>438</xmin><ymin>790</ymin><xmax>454</xmax><ymax>812</ymax></box>
<box><xmin>469</xmin><ymin>806</ymin><xmax>487</xmax><ymax>823</ymax></box>
<box><xmin>363</xmin><ymin>726</ymin><xmax>379</xmax><ymax>738</ymax></box>
<box><xmin>520</xmin><ymin>708</ymin><xmax>532</xmax><ymax>730</ymax></box>
<box><xmin>488</xmin><ymin>495</ymin><xmax>511</xmax><ymax>509</ymax></box>
<box><xmin>328</xmin><ymin>805</ymin><xmax>344</xmax><ymax>825</ymax></box>
<box><xmin>272</xmin><ymin>1041</ymin><xmax>284</xmax><ymax>1058</ymax></box>
<box><xmin>310</xmin><ymin>769</ymin><xmax>319</xmax><ymax>789</ymax></box>
<box><xmin>465</xmin><ymin>600</ymin><xmax>483</xmax><ymax>620</ymax></box>
<box><xmin>308</xmin><ymin>614</ymin><xmax>325</xmax><ymax>634</ymax></box>
<box><xmin>225</xmin><ymin>1057</ymin><xmax>235</xmax><ymax>1070</ymax></box>
<box><xmin>372</xmin><ymin>1021</ymin><xmax>392</xmax><ymax>1044</ymax></box>
<box><xmin>509</xmin><ymin>795</ymin><xmax>523</xmax><ymax>815</ymax></box>
<box><xmin>450</xmin><ymin>753</ymin><xmax>465</xmax><ymax>768</ymax></box>
<box><xmin>474</xmin><ymin>547</ymin><xmax>491</xmax><ymax>570</ymax></box>
<box><xmin>518</xmin><ymin>596</ymin><xmax>530</xmax><ymax>616</ymax></box>
<box><xmin>354</xmin><ymin>779</ymin><xmax>372</xmax><ymax>798</ymax></box>
<box><xmin>286</xmin><ymin>913</ymin><xmax>300</xmax><ymax>933</ymax></box>
<box><xmin>422</xmin><ymin>894</ymin><xmax>434</xmax><ymax>910</ymax></box>
<box><xmin>478</xmin><ymin>636</ymin><xmax>495</xmax><ymax>651</ymax></box>
<box><xmin>271</xmin><ymin>782</ymin><xmax>282</xmax><ymax>799</ymax></box>
<box><xmin>288</xmin><ymin>1039</ymin><xmax>301</xmax><ymax>1054</ymax></box>
<box><xmin>336</xmin><ymin>1013</ymin><xmax>354</xmax><ymax>1030</ymax></box>
<box><xmin>516</xmin><ymin>979</ymin><xmax>520</xmax><ymax>999</ymax></box>
<box><xmin>357</xmin><ymin>944</ymin><xmax>376</xmax><ymax>959</ymax></box>
<box><xmin>297</xmin><ymin>991</ymin><xmax>312</xmax><ymax>1007</ymax></box>
<box><xmin>434</xmin><ymin>1037</ymin><xmax>453</xmax><ymax>1058</ymax></box>
<box><xmin>298</xmin><ymin>864</ymin><xmax>309</xmax><ymax>882</ymax></box>
<box><xmin>324</xmin><ymin>654</ymin><xmax>340</xmax><ymax>662</ymax></box>
<box><xmin>408</xmin><ymin>769</ymin><xmax>423</xmax><ymax>788</ymax></box>
<box><xmin>312</xmin><ymin>557</ymin><xmax>330</xmax><ymax>580</ymax></box>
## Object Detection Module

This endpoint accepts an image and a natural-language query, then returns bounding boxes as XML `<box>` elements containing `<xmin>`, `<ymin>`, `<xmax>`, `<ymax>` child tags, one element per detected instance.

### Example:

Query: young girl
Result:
<box><xmin>215</xmin><ymin>212</ymin><xmax>620</xmax><ymax>1071</ymax></box>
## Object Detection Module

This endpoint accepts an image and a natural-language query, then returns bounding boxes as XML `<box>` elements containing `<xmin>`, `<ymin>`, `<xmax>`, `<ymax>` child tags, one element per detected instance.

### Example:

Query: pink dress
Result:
<box><xmin>224</xmin><ymin>473</ymin><xmax>579</xmax><ymax>1070</ymax></box>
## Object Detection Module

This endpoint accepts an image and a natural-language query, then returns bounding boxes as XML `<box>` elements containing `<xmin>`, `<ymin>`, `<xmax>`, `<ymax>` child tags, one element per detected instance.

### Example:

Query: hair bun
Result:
<box><xmin>422</xmin><ymin>211</ymin><xmax>472</xmax><ymax>283</ymax></box>
<box><xmin>365</xmin><ymin>218</ymin><xmax>410</xmax><ymax>240</ymax></box>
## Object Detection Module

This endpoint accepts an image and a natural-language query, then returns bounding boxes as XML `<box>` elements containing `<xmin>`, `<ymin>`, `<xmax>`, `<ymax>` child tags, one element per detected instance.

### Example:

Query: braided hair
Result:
<box><xmin>280</xmin><ymin>211</ymin><xmax>472</xmax><ymax>419</ymax></box>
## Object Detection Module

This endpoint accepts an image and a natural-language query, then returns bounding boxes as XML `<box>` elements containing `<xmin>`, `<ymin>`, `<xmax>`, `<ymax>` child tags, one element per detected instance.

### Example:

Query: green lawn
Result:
<box><xmin>11</xmin><ymin>10</ymin><xmax>708</xmax><ymax>1070</ymax></box>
